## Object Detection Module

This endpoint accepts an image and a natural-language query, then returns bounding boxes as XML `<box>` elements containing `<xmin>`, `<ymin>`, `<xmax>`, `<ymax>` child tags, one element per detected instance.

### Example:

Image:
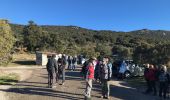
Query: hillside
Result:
<box><xmin>8</xmin><ymin>22</ymin><xmax>170</xmax><ymax>65</ymax></box>
<box><xmin>10</xmin><ymin>24</ymin><xmax>170</xmax><ymax>43</ymax></box>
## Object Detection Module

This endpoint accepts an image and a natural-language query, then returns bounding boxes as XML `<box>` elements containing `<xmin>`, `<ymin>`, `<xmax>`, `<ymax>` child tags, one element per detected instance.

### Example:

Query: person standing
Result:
<box><xmin>100</xmin><ymin>57</ymin><xmax>112</xmax><ymax>99</ymax></box>
<box><xmin>72</xmin><ymin>56</ymin><xmax>77</xmax><ymax>71</ymax></box>
<box><xmin>94</xmin><ymin>60</ymin><xmax>101</xmax><ymax>82</ymax></box>
<box><xmin>58</xmin><ymin>55</ymin><xmax>67</xmax><ymax>85</ymax></box>
<box><xmin>144</xmin><ymin>63</ymin><xmax>151</xmax><ymax>93</ymax></box>
<box><xmin>158</xmin><ymin>65</ymin><xmax>170</xmax><ymax>99</ymax></box>
<box><xmin>67</xmin><ymin>56</ymin><xmax>72</xmax><ymax>70</ymax></box>
<box><xmin>148</xmin><ymin>64</ymin><xmax>157</xmax><ymax>95</ymax></box>
<box><xmin>118</xmin><ymin>61</ymin><xmax>126</xmax><ymax>79</ymax></box>
<box><xmin>84</xmin><ymin>58</ymin><xmax>95</xmax><ymax>100</ymax></box>
<box><xmin>46</xmin><ymin>54</ymin><xmax>58</xmax><ymax>88</ymax></box>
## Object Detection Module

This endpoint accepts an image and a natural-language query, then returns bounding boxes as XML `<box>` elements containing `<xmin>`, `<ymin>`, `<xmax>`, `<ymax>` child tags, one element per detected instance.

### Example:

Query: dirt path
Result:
<box><xmin>0</xmin><ymin>68</ymin><xmax>160</xmax><ymax>100</ymax></box>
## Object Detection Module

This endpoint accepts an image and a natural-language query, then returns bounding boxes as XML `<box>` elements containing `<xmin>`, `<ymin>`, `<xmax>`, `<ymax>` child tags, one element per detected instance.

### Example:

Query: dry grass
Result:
<box><xmin>12</xmin><ymin>53</ymin><xmax>36</xmax><ymax>61</ymax></box>
<box><xmin>7</xmin><ymin>53</ymin><xmax>36</xmax><ymax>67</ymax></box>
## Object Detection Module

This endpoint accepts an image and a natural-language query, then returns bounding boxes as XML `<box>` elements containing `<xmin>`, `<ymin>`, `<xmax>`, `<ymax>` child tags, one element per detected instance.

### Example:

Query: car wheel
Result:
<box><xmin>124</xmin><ymin>71</ymin><xmax>131</xmax><ymax>78</ymax></box>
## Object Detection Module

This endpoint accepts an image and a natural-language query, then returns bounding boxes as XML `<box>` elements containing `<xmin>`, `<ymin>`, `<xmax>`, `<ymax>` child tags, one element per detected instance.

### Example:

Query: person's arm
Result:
<box><xmin>166</xmin><ymin>73</ymin><xmax>170</xmax><ymax>84</ymax></box>
<box><xmin>104</xmin><ymin>64</ymin><xmax>108</xmax><ymax>74</ymax></box>
<box><xmin>54</xmin><ymin>59</ymin><xmax>58</xmax><ymax>72</ymax></box>
<box><xmin>109</xmin><ymin>63</ymin><xmax>112</xmax><ymax>77</ymax></box>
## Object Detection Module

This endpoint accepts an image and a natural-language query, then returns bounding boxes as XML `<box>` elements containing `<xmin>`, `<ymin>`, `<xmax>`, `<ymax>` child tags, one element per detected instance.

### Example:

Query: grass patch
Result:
<box><xmin>0</xmin><ymin>73</ymin><xmax>19</xmax><ymax>85</ymax></box>
<box><xmin>125</xmin><ymin>76</ymin><xmax>146</xmax><ymax>87</ymax></box>
<box><xmin>6</xmin><ymin>53</ymin><xmax>36</xmax><ymax>67</ymax></box>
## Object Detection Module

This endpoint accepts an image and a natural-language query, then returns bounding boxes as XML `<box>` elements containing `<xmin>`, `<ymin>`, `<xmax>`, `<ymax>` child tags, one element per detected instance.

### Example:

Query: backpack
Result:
<box><xmin>159</xmin><ymin>72</ymin><xmax>170</xmax><ymax>83</ymax></box>
<box><xmin>81</xmin><ymin>61</ymin><xmax>89</xmax><ymax>78</ymax></box>
<box><xmin>58</xmin><ymin>58</ymin><xmax>64</xmax><ymax>73</ymax></box>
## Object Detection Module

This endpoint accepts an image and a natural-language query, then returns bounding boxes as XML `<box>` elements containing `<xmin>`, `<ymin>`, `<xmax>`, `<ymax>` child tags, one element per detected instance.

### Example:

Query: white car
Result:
<box><xmin>119</xmin><ymin>60</ymin><xmax>144</xmax><ymax>78</ymax></box>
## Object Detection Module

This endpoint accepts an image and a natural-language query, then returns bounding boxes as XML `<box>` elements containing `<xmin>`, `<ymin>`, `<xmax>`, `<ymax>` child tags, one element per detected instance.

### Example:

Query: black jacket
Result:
<box><xmin>46</xmin><ymin>58</ymin><xmax>58</xmax><ymax>73</ymax></box>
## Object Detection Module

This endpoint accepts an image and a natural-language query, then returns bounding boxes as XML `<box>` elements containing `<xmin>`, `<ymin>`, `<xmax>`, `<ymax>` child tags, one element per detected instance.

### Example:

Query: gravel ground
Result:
<box><xmin>0</xmin><ymin>67</ymin><xmax>162</xmax><ymax>100</ymax></box>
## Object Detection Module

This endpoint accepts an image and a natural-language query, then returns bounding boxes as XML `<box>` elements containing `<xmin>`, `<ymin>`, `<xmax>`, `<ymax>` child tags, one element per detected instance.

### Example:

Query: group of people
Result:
<box><xmin>144</xmin><ymin>64</ymin><xmax>170</xmax><ymax>99</ymax></box>
<box><xmin>81</xmin><ymin>57</ymin><xmax>112</xmax><ymax>100</ymax></box>
<box><xmin>46</xmin><ymin>53</ymin><xmax>170</xmax><ymax>100</ymax></box>
<box><xmin>67</xmin><ymin>56</ymin><xmax>77</xmax><ymax>71</ymax></box>
<box><xmin>46</xmin><ymin>54</ymin><xmax>66</xmax><ymax>88</ymax></box>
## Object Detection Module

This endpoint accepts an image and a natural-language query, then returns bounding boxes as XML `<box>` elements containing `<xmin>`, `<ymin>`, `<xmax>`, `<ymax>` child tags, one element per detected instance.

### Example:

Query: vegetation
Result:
<box><xmin>0</xmin><ymin>20</ymin><xmax>15</xmax><ymax>65</ymax></box>
<box><xmin>7</xmin><ymin>20</ymin><xmax>170</xmax><ymax>66</ymax></box>
<box><xmin>0</xmin><ymin>73</ymin><xmax>19</xmax><ymax>85</ymax></box>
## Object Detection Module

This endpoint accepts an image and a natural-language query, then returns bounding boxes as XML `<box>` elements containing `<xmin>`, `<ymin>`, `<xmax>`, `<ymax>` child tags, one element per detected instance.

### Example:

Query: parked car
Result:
<box><xmin>113</xmin><ymin>60</ymin><xmax>144</xmax><ymax>78</ymax></box>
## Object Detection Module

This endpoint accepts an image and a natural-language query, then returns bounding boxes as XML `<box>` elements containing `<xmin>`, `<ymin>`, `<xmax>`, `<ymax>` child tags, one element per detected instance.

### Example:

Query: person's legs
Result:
<box><xmin>48</xmin><ymin>72</ymin><xmax>50</xmax><ymax>87</ymax></box>
<box><xmin>71</xmin><ymin>63</ymin><xmax>73</xmax><ymax>71</ymax></box>
<box><xmin>85</xmin><ymin>79</ymin><xmax>92</xmax><ymax>98</ymax></box>
<box><xmin>145</xmin><ymin>79</ymin><xmax>150</xmax><ymax>93</ymax></box>
<box><xmin>62</xmin><ymin>69</ymin><xmax>65</xmax><ymax>85</ymax></box>
<box><xmin>101</xmin><ymin>80</ymin><xmax>105</xmax><ymax>97</ymax></box>
<box><xmin>163</xmin><ymin>83</ymin><xmax>168</xmax><ymax>99</ymax></box>
<box><xmin>72</xmin><ymin>64</ymin><xmax>74</xmax><ymax>71</ymax></box>
<box><xmin>153</xmin><ymin>81</ymin><xmax>157</xmax><ymax>95</ymax></box>
<box><xmin>159</xmin><ymin>82</ymin><xmax>163</xmax><ymax>97</ymax></box>
<box><xmin>106</xmin><ymin>81</ymin><xmax>110</xmax><ymax>98</ymax></box>
<box><xmin>49</xmin><ymin>72</ymin><xmax>53</xmax><ymax>88</ymax></box>
<box><xmin>151</xmin><ymin>81</ymin><xmax>157</xmax><ymax>95</ymax></box>
<box><xmin>52</xmin><ymin>72</ymin><xmax>57</xmax><ymax>87</ymax></box>
<box><xmin>101</xmin><ymin>79</ymin><xmax>107</xmax><ymax>98</ymax></box>
<box><xmin>56</xmin><ymin>72</ymin><xmax>59</xmax><ymax>83</ymax></box>
<box><xmin>68</xmin><ymin>63</ymin><xmax>70</xmax><ymax>70</ymax></box>
<box><xmin>148</xmin><ymin>80</ymin><xmax>153</xmax><ymax>93</ymax></box>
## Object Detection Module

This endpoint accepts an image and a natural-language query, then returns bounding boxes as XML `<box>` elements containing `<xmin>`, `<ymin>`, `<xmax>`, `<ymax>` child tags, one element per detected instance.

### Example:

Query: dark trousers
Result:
<box><xmin>72</xmin><ymin>64</ymin><xmax>76</xmax><ymax>70</ymax></box>
<box><xmin>58</xmin><ymin>69</ymin><xmax>65</xmax><ymax>83</ymax></box>
<box><xmin>56</xmin><ymin>72</ymin><xmax>59</xmax><ymax>83</ymax></box>
<box><xmin>48</xmin><ymin>71</ymin><xmax>54</xmax><ymax>87</ymax></box>
<box><xmin>145</xmin><ymin>79</ymin><xmax>152</xmax><ymax>93</ymax></box>
<box><xmin>159</xmin><ymin>82</ymin><xmax>169</xmax><ymax>99</ymax></box>
<box><xmin>101</xmin><ymin>79</ymin><xmax>110</xmax><ymax>97</ymax></box>
<box><xmin>150</xmin><ymin>80</ymin><xmax>157</xmax><ymax>95</ymax></box>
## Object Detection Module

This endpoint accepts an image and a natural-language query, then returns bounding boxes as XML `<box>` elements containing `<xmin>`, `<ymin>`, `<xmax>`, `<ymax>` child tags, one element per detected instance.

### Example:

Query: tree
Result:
<box><xmin>0</xmin><ymin>20</ymin><xmax>15</xmax><ymax>65</ymax></box>
<box><xmin>95</xmin><ymin>43</ymin><xmax>112</xmax><ymax>56</ymax></box>
<box><xmin>23</xmin><ymin>21</ymin><xmax>45</xmax><ymax>51</ymax></box>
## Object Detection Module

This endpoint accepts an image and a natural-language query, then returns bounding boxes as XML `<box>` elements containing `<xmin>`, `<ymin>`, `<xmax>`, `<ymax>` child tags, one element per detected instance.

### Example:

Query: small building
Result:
<box><xmin>36</xmin><ymin>51</ymin><xmax>58</xmax><ymax>66</ymax></box>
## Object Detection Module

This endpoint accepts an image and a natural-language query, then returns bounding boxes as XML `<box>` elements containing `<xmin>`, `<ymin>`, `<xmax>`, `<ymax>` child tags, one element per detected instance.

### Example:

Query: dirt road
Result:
<box><xmin>0</xmin><ymin>68</ymin><xmax>160</xmax><ymax>100</ymax></box>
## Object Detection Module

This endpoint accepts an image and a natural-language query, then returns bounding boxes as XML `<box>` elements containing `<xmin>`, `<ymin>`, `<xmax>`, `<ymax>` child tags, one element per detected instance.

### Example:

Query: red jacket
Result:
<box><xmin>88</xmin><ymin>65</ymin><xmax>94</xmax><ymax>79</ymax></box>
<box><xmin>148</xmin><ymin>69</ymin><xmax>156</xmax><ymax>81</ymax></box>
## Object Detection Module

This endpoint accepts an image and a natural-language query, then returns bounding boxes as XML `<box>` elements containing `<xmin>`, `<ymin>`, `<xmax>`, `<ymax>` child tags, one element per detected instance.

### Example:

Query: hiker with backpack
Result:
<box><xmin>80</xmin><ymin>60</ymin><xmax>89</xmax><ymax>79</ymax></box>
<box><xmin>158</xmin><ymin>65</ymin><xmax>170</xmax><ymax>99</ymax></box>
<box><xmin>46</xmin><ymin>54</ymin><xmax>58</xmax><ymax>88</ymax></box>
<box><xmin>84</xmin><ymin>58</ymin><xmax>95</xmax><ymax>100</ymax></box>
<box><xmin>57</xmin><ymin>54</ymin><xmax>67</xmax><ymax>85</ymax></box>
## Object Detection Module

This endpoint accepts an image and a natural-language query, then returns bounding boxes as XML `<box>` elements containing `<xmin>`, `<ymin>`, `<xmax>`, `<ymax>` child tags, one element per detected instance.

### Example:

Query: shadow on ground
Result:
<box><xmin>0</xmin><ymin>69</ymin><xmax>161</xmax><ymax>100</ymax></box>
<box><xmin>12</xmin><ymin>60</ymin><xmax>36</xmax><ymax>65</ymax></box>
<box><xmin>0</xmin><ymin>87</ymin><xmax>83</xmax><ymax>100</ymax></box>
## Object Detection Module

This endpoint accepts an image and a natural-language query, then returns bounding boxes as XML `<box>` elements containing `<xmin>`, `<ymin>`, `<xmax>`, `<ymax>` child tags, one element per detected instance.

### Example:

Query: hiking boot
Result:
<box><xmin>106</xmin><ymin>96</ymin><xmax>110</xmax><ymax>99</ymax></box>
<box><xmin>100</xmin><ymin>96</ymin><xmax>104</xmax><ymax>98</ymax></box>
<box><xmin>84</xmin><ymin>96</ymin><xmax>91</xmax><ymax>100</ymax></box>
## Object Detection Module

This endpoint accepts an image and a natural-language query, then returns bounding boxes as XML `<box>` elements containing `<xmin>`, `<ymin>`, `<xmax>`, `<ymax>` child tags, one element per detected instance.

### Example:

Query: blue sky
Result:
<box><xmin>0</xmin><ymin>0</ymin><xmax>170</xmax><ymax>31</ymax></box>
